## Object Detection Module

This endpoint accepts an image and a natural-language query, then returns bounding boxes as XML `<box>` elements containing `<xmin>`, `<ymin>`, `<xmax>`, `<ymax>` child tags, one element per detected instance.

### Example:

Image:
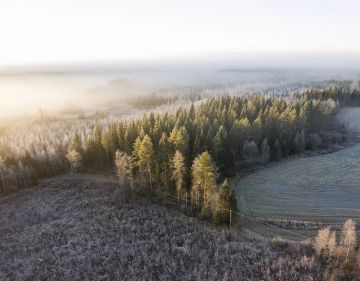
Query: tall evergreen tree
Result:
<box><xmin>214</xmin><ymin>179</ymin><xmax>238</xmax><ymax>224</ymax></box>
<box><xmin>134</xmin><ymin>135</ymin><xmax>154</xmax><ymax>188</ymax></box>
<box><xmin>115</xmin><ymin>150</ymin><xmax>135</xmax><ymax>200</ymax></box>
<box><xmin>156</xmin><ymin>132</ymin><xmax>172</xmax><ymax>190</ymax></box>
<box><xmin>171</xmin><ymin>150</ymin><xmax>186</xmax><ymax>204</ymax></box>
<box><xmin>169</xmin><ymin>126</ymin><xmax>189</xmax><ymax>156</ymax></box>
<box><xmin>191</xmin><ymin>151</ymin><xmax>217</xmax><ymax>218</ymax></box>
<box><xmin>71</xmin><ymin>133</ymin><xmax>83</xmax><ymax>155</ymax></box>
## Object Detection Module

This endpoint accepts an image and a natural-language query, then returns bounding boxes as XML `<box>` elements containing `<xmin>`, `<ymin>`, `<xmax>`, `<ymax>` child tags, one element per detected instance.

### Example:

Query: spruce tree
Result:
<box><xmin>214</xmin><ymin>179</ymin><xmax>238</xmax><ymax>224</ymax></box>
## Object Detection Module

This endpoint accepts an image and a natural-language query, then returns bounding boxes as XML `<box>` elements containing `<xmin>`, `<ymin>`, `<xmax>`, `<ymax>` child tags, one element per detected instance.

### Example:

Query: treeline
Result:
<box><xmin>65</xmin><ymin>92</ymin><xmax>341</xmax><ymax>223</ymax></box>
<box><xmin>296</xmin><ymin>86</ymin><xmax>360</xmax><ymax>107</ymax></box>
<box><xmin>125</xmin><ymin>94</ymin><xmax>179</xmax><ymax>108</ymax></box>
<box><xmin>0</xmin><ymin>86</ymin><xmax>357</xmax><ymax>212</ymax></box>
<box><xmin>113</xmin><ymin>148</ymin><xmax>237</xmax><ymax>224</ymax></box>
<box><xmin>78</xmin><ymin>94</ymin><xmax>336</xmax><ymax>175</ymax></box>
<box><xmin>125</xmin><ymin>92</ymin><xmax>202</xmax><ymax>108</ymax></box>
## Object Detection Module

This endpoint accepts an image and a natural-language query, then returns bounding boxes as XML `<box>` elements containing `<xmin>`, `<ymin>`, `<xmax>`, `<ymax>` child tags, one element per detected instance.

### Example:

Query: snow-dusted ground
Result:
<box><xmin>234</xmin><ymin>107</ymin><xmax>360</xmax><ymax>237</ymax></box>
<box><xmin>0</xmin><ymin>174</ymin><xmax>318</xmax><ymax>281</ymax></box>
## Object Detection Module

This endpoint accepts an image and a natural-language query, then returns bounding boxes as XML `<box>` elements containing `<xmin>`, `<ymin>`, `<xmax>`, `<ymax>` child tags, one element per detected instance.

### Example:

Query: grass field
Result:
<box><xmin>235</xmin><ymin>108</ymin><xmax>360</xmax><ymax>237</ymax></box>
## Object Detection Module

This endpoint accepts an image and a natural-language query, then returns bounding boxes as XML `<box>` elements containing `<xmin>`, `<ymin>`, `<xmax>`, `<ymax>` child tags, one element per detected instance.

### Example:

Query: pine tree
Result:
<box><xmin>101</xmin><ymin>129</ymin><xmax>113</xmax><ymax>165</ymax></box>
<box><xmin>71</xmin><ymin>133</ymin><xmax>83</xmax><ymax>155</ymax></box>
<box><xmin>213</xmin><ymin>125</ymin><xmax>233</xmax><ymax>174</ymax></box>
<box><xmin>93</xmin><ymin>124</ymin><xmax>105</xmax><ymax>168</ymax></box>
<box><xmin>157</xmin><ymin>133</ymin><xmax>172</xmax><ymax>190</ymax></box>
<box><xmin>110</xmin><ymin>124</ymin><xmax>120</xmax><ymax>152</ymax></box>
<box><xmin>94</xmin><ymin>124</ymin><xmax>102</xmax><ymax>145</ymax></box>
<box><xmin>115</xmin><ymin>150</ymin><xmax>135</xmax><ymax>200</ymax></box>
<box><xmin>84</xmin><ymin>136</ymin><xmax>95</xmax><ymax>168</ymax></box>
<box><xmin>300</xmin><ymin>100</ymin><xmax>313</xmax><ymax>132</ymax></box>
<box><xmin>171</xmin><ymin>150</ymin><xmax>186</xmax><ymax>204</ymax></box>
<box><xmin>134</xmin><ymin>135</ymin><xmax>154</xmax><ymax>188</ymax></box>
<box><xmin>191</xmin><ymin>151</ymin><xmax>217</xmax><ymax>218</ymax></box>
<box><xmin>124</xmin><ymin>122</ymin><xmax>138</xmax><ymax>154</ymax></box>
<box><xmin>169</xmin><ymin>126</ymin><xmax>189</xmax><ymax>156</ymax></box>
<box><xmin>132</xmin><ymin>137</ymin><xmax>142</xmax><ymax>162</ymax></box>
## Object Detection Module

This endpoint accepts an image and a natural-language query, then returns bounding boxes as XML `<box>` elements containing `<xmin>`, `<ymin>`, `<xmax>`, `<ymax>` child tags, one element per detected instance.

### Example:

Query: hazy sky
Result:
<box><xmin>0</xmin><ymin>0</ymin><xmax>360</xmax><ymax>65</ymax></box>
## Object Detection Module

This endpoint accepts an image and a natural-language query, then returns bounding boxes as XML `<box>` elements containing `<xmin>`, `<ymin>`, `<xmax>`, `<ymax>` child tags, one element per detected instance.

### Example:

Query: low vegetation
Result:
<box><xmin>0</xmin><ymin>175</ymin><xmax>323</xmax><ymax>281</ymax></box>
<box><xmin>314</xmin><ymin>219</ymin><xmax>360</xmax><ymax>280</ymax></box>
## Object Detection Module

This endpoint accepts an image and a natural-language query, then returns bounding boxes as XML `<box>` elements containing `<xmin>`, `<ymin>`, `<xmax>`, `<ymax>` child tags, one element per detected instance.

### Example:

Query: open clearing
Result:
<box><xmin>237</xmin><ymin>143</ymin><xmax>360</xmax><ymax>221</ymax></box>
<box><xmin>236</xmin><ymin>108</ymin><xmax>360</xmax><ymax>237</ymax></box>
<box><xmin>0</xmin><ymin>174</ymin><xmax>316</xmax><ymax>281</ymax></box>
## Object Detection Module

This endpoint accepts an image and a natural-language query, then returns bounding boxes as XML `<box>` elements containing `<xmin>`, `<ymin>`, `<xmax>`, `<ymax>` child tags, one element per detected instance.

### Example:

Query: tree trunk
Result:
<box><xmin>345</xmin><ymin>241</ymin><xmax>351</xmax><ymax>262</ymax></box>
<box><xmin>51</xmin><ymin>160</ymin><xmax>56</xmax><ymax>175</ymax></box>
<box><xmin>177</xmin><ymin>184</ymin><xmax>180</xmax><ymax>204</ymax></box>
<box><xmin>131</xmin><ymin>181</ymin><xmax>134</xmax><ymax>201</ymax></box>
<box><xmin>0</xmin><ymin>172</ymin><xmax>6</xmax><ymax>193</ymax></box>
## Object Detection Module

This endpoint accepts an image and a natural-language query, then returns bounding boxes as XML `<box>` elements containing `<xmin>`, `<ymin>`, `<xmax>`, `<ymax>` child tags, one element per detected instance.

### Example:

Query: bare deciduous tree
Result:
<box><xmin>314</xmin><ymin>226</ymin><xmax>330</xmax><ymax>256</ymax></box>
<box><xmin>340</xmin><ymin>219</ymin><xmax>357</xmax><ymax>262</ymax></box>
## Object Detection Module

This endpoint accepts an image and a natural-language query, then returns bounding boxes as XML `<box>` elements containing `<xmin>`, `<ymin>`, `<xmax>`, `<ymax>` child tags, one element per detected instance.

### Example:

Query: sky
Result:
<box><xmin>0</xmin><ymin>0</ymin><xmax>360</xmax><ymax>66</ymax></box>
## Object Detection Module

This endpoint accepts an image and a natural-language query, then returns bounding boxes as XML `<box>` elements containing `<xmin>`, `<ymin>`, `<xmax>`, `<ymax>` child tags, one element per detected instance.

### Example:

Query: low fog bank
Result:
<box><xmin>1</xmin><ymin>57</ymin><xmax>360</xmax><ymax>120</ymax></box>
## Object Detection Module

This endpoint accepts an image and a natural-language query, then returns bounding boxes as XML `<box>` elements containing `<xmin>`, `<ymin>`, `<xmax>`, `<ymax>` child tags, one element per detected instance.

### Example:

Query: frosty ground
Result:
<box><xmin>235</xmin><ymin>108</ymin><xmax>360</xmax><ymax>237</ymax></box>
<box><xmin>0</xmin><ymin>174</ymin><xmax>318</xmax><ymax>281</ymax></box>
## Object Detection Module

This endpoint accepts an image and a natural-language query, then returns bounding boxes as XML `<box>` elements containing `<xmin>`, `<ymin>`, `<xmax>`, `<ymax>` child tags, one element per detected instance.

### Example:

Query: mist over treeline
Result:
<box><xmin>0</xmin><ymin>58</ymin><xmax>360</xmax><ymax>120</ymax></box>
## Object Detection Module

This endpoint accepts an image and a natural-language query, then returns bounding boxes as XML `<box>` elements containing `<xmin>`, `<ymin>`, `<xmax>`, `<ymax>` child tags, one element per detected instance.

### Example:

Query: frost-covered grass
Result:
<box><xmin>237</xmin><ymin>142</ymin><xmax>360</xmax><ymax>224</ymax></box>
<box><xmin>237</xmin><ymin>137</ymin><xmax>360</xmax><ymax>239</ymax></box>
<box><xmin>234</xmin><ymin>108</ymin><xmax>360</xmax><ymax>236</ymax></box>
<box><xmin>0</xmin><ymin>174</ymin><xmax>320</xmax><ymax>281</ymax></box>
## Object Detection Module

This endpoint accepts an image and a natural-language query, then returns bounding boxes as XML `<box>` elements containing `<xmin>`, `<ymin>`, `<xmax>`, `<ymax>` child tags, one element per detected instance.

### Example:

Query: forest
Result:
<box><xmin>0</xmin><ymin>85</ymin><xmax>358</xmax><ymax>224</ymax></box>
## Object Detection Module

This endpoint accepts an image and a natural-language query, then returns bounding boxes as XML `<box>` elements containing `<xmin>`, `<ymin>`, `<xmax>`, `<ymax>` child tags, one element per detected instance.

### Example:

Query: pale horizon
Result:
<box><xmin>1</xmin><ymin>0</ymin><xmax>360</xmax><ymax>66</ymax></box>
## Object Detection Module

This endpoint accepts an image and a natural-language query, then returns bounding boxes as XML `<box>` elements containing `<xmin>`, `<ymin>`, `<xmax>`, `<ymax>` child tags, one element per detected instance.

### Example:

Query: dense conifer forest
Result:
<box><xmin>0</xmin><ymin>86</ymin><xmax>359</xmax><ymax>223</ymax></box>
